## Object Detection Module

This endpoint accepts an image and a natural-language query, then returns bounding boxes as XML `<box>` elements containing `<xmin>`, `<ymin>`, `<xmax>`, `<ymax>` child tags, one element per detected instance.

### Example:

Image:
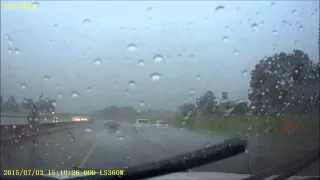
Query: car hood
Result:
<box><xmin>43</xmin><ymin>172</ymin><xmax>319</xmax><ymax>180</ymax></box>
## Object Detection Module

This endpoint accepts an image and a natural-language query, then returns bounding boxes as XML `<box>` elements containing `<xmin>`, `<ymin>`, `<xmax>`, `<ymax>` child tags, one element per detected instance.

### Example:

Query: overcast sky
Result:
<box><xmin>1</xmin><ymin>1</ymin><xmax>319</xmax><ymax>113</ymax></box>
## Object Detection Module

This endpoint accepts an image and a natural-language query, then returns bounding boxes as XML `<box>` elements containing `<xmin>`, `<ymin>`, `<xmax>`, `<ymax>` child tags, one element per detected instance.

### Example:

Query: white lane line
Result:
<box><xmin>79</xmin><ymin>143</ymin><xmax>96</xmax><ymax>168</ymax></box>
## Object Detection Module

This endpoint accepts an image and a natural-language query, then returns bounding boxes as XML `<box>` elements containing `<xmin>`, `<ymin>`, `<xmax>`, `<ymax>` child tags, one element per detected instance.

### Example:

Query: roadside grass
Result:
<box><xmin>167</xmin><ymin>115</ymin><xmax>319</xmax><ymax>147</ymax></box>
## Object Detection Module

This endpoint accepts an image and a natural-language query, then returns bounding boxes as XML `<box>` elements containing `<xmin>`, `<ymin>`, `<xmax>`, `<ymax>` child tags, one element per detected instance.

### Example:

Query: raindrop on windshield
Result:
<box><xmin>124</xmin><ymin>89</ymin><xmax>129</xmax><ymax>95</ymax></box>
<box><xmin>139</xmin><ymin>101</ymin><xmax>145</xmax><ymax>106</ymax></box>
<box><xmin>153</xmin><ymin>54</ymin><xmax>164</xmax><ymax>63</ymax></box>
<box><xmin>126</xmin><ymin>156</ymin><xmax>130</xmax><ymax>159</ymax></box>
<box><xmin>21</xmin><ymin>83</ymin><xmax>26</xmax><ymax>89</ymax></box>
<box><xmin>127</xmin><ymin>43</ymin><xmax>137</xmax><ymax>52</ymax></box>
<box><xmin>242</xmin><ymin>70</ymin><xmax>248</xmax><ymax>76</ymax></box>
<box><xmin>53</xmin><ymin>24</ymin><xmax>58</xmax><ymax>29</ymax></box>
<box><xmin>138</xmin><ymin>59</ymin><xmax>144</xmax><ymax>66</ymax></box>
<box><xmin>215</xmin><ymin>5</ymin><xmax>225</xmax><ymax>12</ymax></box>
<box><xmin>57</xmin><ymin>93</ymin><xmax>62</xmax><ymax>98</ymax></box>
<box><xmin>85</xmin><ymin>127</ymin><xmax>92</xmax><ymax>132</ymax></box>
<box><xmin>71</xmin><ymin>91</ymin><xmax>79</xmax><ymax>98</ymax></box>
<box><xmin>223</xmin><ymin>36</ymin><xmax>229</xmax><ymax>43</ymax></box>
<box><xmin>272</xmin><ymin>30</ymin><xmax>278</xmax><ymax>35</ymax></box>
<box><xmin>45</xmin><ymin>153</ymin><xmax>50</xmax><ymax>156</ymax></box>
<box><xmin>87</xmin><ymin>87</ymin><xmax>91</xmax><ymax>92</ymax></box>
<box><xmin>271</xmin><ymin>2</ymin><xmax>275</xmax><ymax>7</ymax></box>
<box><xmin>93</xmin><ymin>58</ymin><xmax>102</xmax><ymax>65</ymax></box>
<box><xmin>32</xmin><ymin>1</ymin><xmax>39</xmax><ymax>6</ymax></box>
<box><xmin>44</xmin><ymin>75</ymin><xmax>50</xmax><ymax>81</ymax></box>
<box><xmin>292</xmin><ymin>9</ymin><xmax>297</xmax><ymax>15</ymax></box>
<box><xmin>251</xmin><ymin>23</ymin><xmax>259</xmax><ymax>32</ymax></box>
<box><xmin>233</xmin><ymin>50</ymin><xmax>239</xmax><ymax>56</ymax></box>
<box><xmin>146</xmin><ymin>6</ymin><xmax>153</xmax><ymax>11</ymax></box>
<box><xmin>189</xmin><ymin>89</ymin><xmax>195</xmax><ymax>94</ymax></box>
<box><xmin>8</xmin><ymin>48</ymin><xmax>12</xmax><ymax>54</ymax></box>
<box><xmin>83</xmin><ymin>18</ymin><xmax>91</xmax><ymax>25</ymax></box>
<box><xmin>68</xmin><ymin>156</ymin><xmax>71</xmax><ymax>159</ymax></box>
<box><xmin>196</xmin><ymin>74</ymin><xmax>201</xmax><ymax>80</ymax></box>
<box><xmin>128</xmin><ymin>80</ymin><xmax>135</xmax><ymax>87</ymax></box>
<box><xmin>14</xmin><ymin>48</ymin><xmax>20</xmax><ymax>55</ymax></box>
<box><xmin>150</xmin><ymin>73</ymin><xmax>161</xmax><ymax>81</ymax></box>
<box><xmin>299</xmin><ymin>25</ymin><xmax>303</xmax><ymax>32</ymax></box>
<box><xmin>118</xmin><ymin>136</ymin><xmax>125</xmax><ymax>140</ymax></box>
<box><xmin>52</xmin><ymin>101</ymin><xmax>57</xmax><ymax>107</ymax></box>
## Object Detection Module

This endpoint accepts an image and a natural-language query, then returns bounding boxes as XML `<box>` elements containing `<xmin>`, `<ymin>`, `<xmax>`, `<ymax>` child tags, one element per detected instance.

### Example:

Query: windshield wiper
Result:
<box><xmin>241</xmin><ymin>146</ymin><xmax>320</xmax><ymax>180</ymax></box>
<box><xmin>72</xmin><ymin>137</ymin><xmax>247</xmax><ymax>180</ymax></box>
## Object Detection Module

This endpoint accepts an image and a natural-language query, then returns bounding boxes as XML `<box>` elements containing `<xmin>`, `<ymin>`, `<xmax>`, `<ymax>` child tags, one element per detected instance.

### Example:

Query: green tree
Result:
<box><xmin>197</xmin><ymin>91</ymin><xmax>218</xmax><ymax>116</ymax></box>
<box><xmin>249</xmin><ymin>50</ymin><xmax>319</xmax><ymax>116</ymax></box>
<box><xmin>3</xmin><ymin>96</ymin><xmax>20</xmax><ymax>112</ymax></box>
<box><xmin>178</xmin><ymin>103</ymin><xmax>197</xmax><ymax>117</ymax></box>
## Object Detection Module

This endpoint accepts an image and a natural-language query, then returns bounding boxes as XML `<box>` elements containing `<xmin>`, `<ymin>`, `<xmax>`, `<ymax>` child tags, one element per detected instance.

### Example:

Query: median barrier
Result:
<box><xmin>0</xmin><ymin>121</ymin><xmax>91</xmax><ymax>141</ymax></box>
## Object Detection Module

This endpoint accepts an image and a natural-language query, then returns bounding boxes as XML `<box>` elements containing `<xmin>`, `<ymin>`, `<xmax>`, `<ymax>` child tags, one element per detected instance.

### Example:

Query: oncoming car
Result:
<box><xmin>132</xmin><ymin>119</ymin><xmax>151</xmax><ymax>132</ymax></box>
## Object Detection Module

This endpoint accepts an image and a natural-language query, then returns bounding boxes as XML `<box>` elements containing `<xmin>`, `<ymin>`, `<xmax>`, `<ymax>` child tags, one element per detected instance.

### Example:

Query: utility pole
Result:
<box><xmin>27</xmin><ymin>104</ymin><xmax>40</xmax><ymax>134</ymax></box>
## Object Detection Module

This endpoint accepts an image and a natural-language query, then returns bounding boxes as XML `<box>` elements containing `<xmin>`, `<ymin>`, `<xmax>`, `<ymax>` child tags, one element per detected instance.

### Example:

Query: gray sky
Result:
<box><xmin>1</xmin><ymin>1</ymin><xmax>319</xmax><ymax>113</ymax></box>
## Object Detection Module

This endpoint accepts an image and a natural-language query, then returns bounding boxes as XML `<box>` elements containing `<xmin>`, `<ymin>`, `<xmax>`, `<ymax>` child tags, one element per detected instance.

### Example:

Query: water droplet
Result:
<box><xmin>251</xmin><ymin>106</ymin><xmax>256</xmax><ymax>110</ymax></box>
<box><xmin>146</xmin><ymin>6</ymin><xmax>153</xmax><ymax>11</ymax></box>
<box><xmin>68</xmin><ymin>156</ymin><xmax>71</xmax><ymax>159</ymax></box>
<box><xmin>215</xmin><ymin>5</ymin><xmax>225</xmax><ymax>12</ymax></box>
<box><xmin>153</xmin><ymin>54</ymin><xmax>163</xmax><ymax>63</ymax></box>
<box><xmin>242</xmin><ymin>70</ymin><xmax>248</xmax><ymax>76</ymax></box>
<box><xmin>71</xmin><ymin>91</ymin><xmax>79</xmax><ymax>98</ymax></box>
<box><xmin>32</xmin><ymin>1</ymin><xmax>39</xmax><ymax>6</ymax></box>
<box><xmin>127</xmin><ymin>43</ymin><xmax>137</xmax><ymax>52</ymax></box>
<box><xmin>271</xmin><ymin>2</ymin><xmax>275</xmax><ymax>7</ymax></box>
<box><xmin>138</xmin><ymin>59</ymin><xmax>144</xmax><ymax>66</ymax></box>
<box><xmin>251</xmin><ymin>23</ymin><xmax>259</xmax><ymax>32</ymax></box>
<box><xmin>222</xmin><ymin>36</ymin><xmax>229</xmax><ymax>43</ymax></box>
<box><xmin>85</xmin><ymin>127</ymin><xmax>92</xmax><ymax>132</ymax></box>
<box><xmin>57</xmin><ymin>93</ymin><xmax>62</xmax><ymax>98</ymax></box>
<box><xmin>233</xmin><ymin>50</ymin><xmax>239</xmax><ymax>56</ymax></box>
<box><xmin>83</xmin><ymin>18</ymin><xmax>91</xmax><ymax>25</ymax></box>
<box><xmin>299</xmin><ymin>25</ymin><xmax>303</xmax><ymax>32</ymax></box>
<box><xmin>248</xmin><ymin>126</ymin><xmax>252</xmax><ymax>130</ymax></box>
<box><xmin>14</xmin><ymin>48</ymin><xmax>20</xmax><ymax>55</ymax></box>
<box><xmin>124</xmin><ymin>89</ymin><xmax>129</xmax><ymax>95</ymax></box>
<box><xmin>126</xmin><ymin>156</ymin><xmax>130</xmax><ymax>159</ymax></box>
<box><xmin>43</xmin><ymin>75</ymin><xmax>50</xmax><ymax>81</ymax></box>
<box><xmin>128</xmin><ymin>80</ymin><xmax>135</xmax><ymax>87</ymax></box>
<box><xmin>189</xmin><ymin>89</ymin><xmax>195</xmax><ymax>94</ymax></box>
<box><xmin>21</xmin><ymin>83</ymin><xmax>26</xmax><ymax>89</ymax></box>
<box><xmin>8</xmin><ymin>48</ymin><xmax>12</xmax><ymax>54</ymax></box>
<box><xmin>196</xmin><ymin>74</ymin><xmax>201</xmax><ymax>80</ymax></box>
<box><xmin>150</xmin><ymin>73</ymin><xmax>161</xmax><ymax>81</ymax></box>
<box><xmin>139</xmin><ymin>101</ymin><xmax>145</xmax><ymax>106</ymax></box>
<box><xmin>45</xmin><ymin>152</ymin><xmax>50</xmax><ymax>156</ymax></box>
<box><xmin>87</xmin><ymin>87</ymin><xmax>91</xmax><ymax>92</ymax></box>
<box><xmin>118</xmin><ymin>136</ymin><xmax>125</xmax><ymax>140</ymax></box>
<box><xmin>292</xmin><ymin>9</ymin><xmax>297</xmax><ymax>15</ymax></box>
<box><xmin>52</xmin><ymin>101</ymin><xmax>57</xmax><ymax>107</ymax></box>
<box><xmin>53</xmin><ymin>24</ymin><xmax>58</xmax><ymax>29</ymax></box>
<box><xmin>93</xmin><ymin>58</ymin><xmax>102</xmax><ymax>65</ymax></box>
<box><xmin>272</xmin><ymin>30</ymin><xmax>277</xmax><ymax>35</ymax></box>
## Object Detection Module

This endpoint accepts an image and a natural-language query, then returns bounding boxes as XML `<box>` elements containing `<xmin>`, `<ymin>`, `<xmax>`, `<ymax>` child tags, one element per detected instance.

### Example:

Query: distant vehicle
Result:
<box><xmin>153</xmin><ymin>120</ymin><xmax>169</xmax><ymax>128</ymax></box>
<box><xmin>105</xmin><ymin>121</ymin><xmax>120</xmax><ymax>132</ymax></box>
<box><xmin>133</xmin><ymin>119</ymin><xmax>150</xmax><ymax>132</ymax></box>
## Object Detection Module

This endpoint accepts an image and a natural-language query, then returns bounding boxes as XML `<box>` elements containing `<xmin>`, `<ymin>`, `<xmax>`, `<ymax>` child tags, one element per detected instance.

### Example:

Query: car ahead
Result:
<box><xmin>132</xmin><ymin>119</ymin><xmax>150</xmax><ymax>132</ymax></box>
<box><xmin>105</xmin><ymin>121</ymin><xmax>120</xmax><ymax>132</ymax></box>
<box><xmin>154</xmin><ymin>120</ymin><xmax>169</xmax><ymax>128</ymax></box>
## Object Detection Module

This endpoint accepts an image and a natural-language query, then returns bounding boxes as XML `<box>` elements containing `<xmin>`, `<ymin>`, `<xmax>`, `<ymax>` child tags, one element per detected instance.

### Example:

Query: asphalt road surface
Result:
<box><xmin>1</xmin><ymin>120</ymin><xmax>318</xmax><ymax>177</ymax></box>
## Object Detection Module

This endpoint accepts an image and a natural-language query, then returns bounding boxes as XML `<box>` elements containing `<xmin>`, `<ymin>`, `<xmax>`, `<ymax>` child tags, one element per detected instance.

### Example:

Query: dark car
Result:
<box><xmin>105</xmin><ymin>121</ymin><xmax>120</xmax><ymax>132</ymax></box>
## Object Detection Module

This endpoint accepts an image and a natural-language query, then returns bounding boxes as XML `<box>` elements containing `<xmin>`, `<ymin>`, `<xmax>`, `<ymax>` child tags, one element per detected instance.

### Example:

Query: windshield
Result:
<box><xmin>1</xmin><ymin>1</ymin><xmax>319</xmax><ymax>179</ymax></box>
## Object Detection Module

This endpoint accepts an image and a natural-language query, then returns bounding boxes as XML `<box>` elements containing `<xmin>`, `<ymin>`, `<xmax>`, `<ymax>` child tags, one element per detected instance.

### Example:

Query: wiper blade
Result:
<box><xmin>73</xmin><ymin>137</ymin><xmax>247</xmax><ymax>180</ymax></box>
<box><xmin>242</xmin><ymin>146</ymin><xmax>320</xmax><ymax>180</ymax></box>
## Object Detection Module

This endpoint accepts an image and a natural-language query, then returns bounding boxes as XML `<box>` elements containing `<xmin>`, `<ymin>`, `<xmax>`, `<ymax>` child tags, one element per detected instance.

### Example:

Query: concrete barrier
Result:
<box><xmin>0</xmin><ymin>121</ymin><xmax>91</xmax><ymax>141</ymax></box>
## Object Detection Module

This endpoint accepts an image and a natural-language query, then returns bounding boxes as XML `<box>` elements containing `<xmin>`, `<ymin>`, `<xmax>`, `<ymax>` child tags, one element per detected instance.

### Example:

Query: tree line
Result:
<box><xmin>0</xmin><ymin>96</ymin><xmax>57</xmax><ymax>113</ymax></box>
<box><xmin>178</xmin><ymin>50</ymin><xmax>319</xmax><ymax>118</ymax></box>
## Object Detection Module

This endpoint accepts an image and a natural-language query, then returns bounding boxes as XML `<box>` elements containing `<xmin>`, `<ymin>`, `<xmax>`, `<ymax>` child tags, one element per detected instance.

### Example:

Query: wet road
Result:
<box><xmin>1</xmin><ymin>120</ymin><xmax>319</xmax><ymax>177</ymax></box>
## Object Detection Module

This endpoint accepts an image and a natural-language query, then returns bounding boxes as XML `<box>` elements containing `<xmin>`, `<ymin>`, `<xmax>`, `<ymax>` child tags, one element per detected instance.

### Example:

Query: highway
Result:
<box><xmin>1</xmin><ymin>120</ymin><xmax>319</xmax><ymax>178</ymax></box>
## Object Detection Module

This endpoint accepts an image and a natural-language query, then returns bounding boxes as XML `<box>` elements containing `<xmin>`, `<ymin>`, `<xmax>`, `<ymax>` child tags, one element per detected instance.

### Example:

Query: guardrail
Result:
<box><xmin>0</xmin><ymin>121</ymin><xmax>91</xmax><ymax>141</ymax></box>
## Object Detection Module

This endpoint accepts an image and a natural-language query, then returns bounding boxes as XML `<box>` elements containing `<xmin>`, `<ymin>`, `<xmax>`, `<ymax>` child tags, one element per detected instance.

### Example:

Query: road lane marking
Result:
<box><xmin>79</xmin><ymin>143</ymin><xmax>96</xmax><ymax>168</ymax></box>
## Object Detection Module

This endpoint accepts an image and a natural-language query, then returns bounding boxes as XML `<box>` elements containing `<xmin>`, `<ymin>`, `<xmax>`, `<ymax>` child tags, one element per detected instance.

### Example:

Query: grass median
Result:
<box><xmin>167</xmin><ymin>115</ymin><xmax>319</xmax><ymax>147</ymax></box>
